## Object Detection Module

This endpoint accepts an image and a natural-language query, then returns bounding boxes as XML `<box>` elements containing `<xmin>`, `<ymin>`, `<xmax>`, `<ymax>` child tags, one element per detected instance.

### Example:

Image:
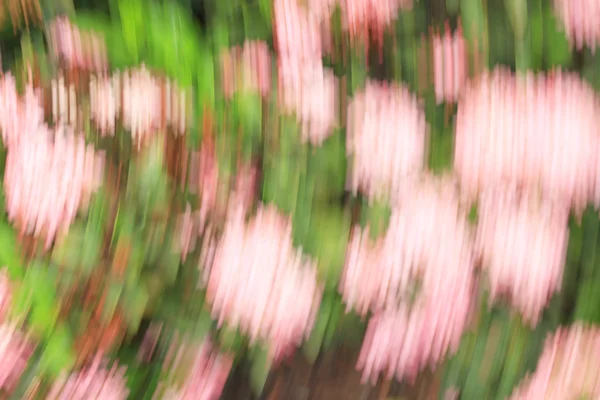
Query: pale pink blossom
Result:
<box><xmin>164</xmin><ymin>80</ymin><xmax>191</xmax><ymax>135</ymax></box>
<box><xmin>51</xmin><ymin>76</ymin><xmax>78</xmax><ymax>127</ymax></box>
<box><xmin>553</xmin><ymin>0</ymin><xmax>600</xmax><ymax>51</ymax></box>
<box><xmin>4</xmin><ymin>126</ymin><xmax>104</xmax><ymax>249</ymax></box>
<box><xmin>0</xmin><ymin>323</ymin><xmax>34</xmax><ymax>393</ymax></box>
<box><xmin>432</xmin><ymin>23</ymin><xmax>467</xmax><ymax>104</ymax></box>
<box><xmin>455</xmin><ymin>68</ymin><xmax>600</xmax><ymax>212</ymax></box>
<box><xmin>346</xmin><ymin>81</ymin><xmax>427</xmax><ymax>202</ymax></box>
<box><xmin>274</xmin><ymin>0</ymin><xmax>330</xmax><ymax>61</ymax></box>
<box><xmin>278</xmin><ymin>58</ymin><xmax>339</xmax><ymax>145</ymax></box>
<box><xmin>121</xmin><ymin>66</ymin><xmax>163</xmax><ymax>147</ymax></box>
<box><xmin>89</xmin><ymin>74</ymin><xmax>121</xmax><ymax>136</ymax></box>
<box><xmin>340</xmin><ymin>0</ymin><xmax>413</xmax><ymax>46</ymax></box>
<box><xmin>476</xmin><ymin>187</ymin><xmax>570</xmax><ymax>325</ymax></box>
<box><xmin>206</xmin><ymin>205</ymin><xmax>322</xmax><ymax>361</ymax></box>
<box><xmin>48</xmin><ymin>17</ymin><xmax>108</xmax><ymax>72</ymax></box>
<box><xmin>47</xmin><ymin>354</ymin><xmax>129</xmax><ymax>400</ymax></box>
<box><xmin>0</xmin><ymin>75</ymin><xmax>45</xmax><ymax>149</ymax></box>
<box><xmin>160</xmin><ymin>338</ymin><xmax>233</xmax><ymax>400</ymax></box>
<box><xmin>221</xmin><ymin>41</ymin><xmax>272</xmax><ymax>99</ymax></box>
<box><xmin>510</xmin><ymin>324</ymin><xmax>600</xmax><ymax>399</ymax></box>
<box><xmin>341</xmin><ymin>176</ymin><xmax>475</xmax><ymax>382</ymax></box>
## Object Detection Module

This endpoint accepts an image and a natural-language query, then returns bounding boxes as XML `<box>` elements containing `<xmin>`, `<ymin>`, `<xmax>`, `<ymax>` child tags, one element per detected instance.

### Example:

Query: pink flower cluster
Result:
<box><xmin>278</xmin><ymin>58</ymin><xmax>339</xmax><ymax>145</ymax></box>
<box><xmin>454</xmin><ymin>69</ymin><xmax>600</xmax><ymax>212</ymax></box>
<box><xmin>341</xmin><ymin>176</ymin><xmax>475</xmax><ymax>382</ymax></box>
<box><xmin>346</xmin><ymin>80</ymin><xmax>427</xmax><ymax>202</ymax></box>
<box><xmin>553</xmin><ymin>0</ymin><xmax>600</xmax><ymax>51</ymax></box>
<box><xmin>340</xmin><ymin>0</ymin><xmax>413</xmax><ymax>46</ymax></box>
<box><xmin>274</xmin><ymin>0</ymin><xmax>338</xmax><ymax>145</ymax></box>
<box><xmin>0</xmin><ymin>74</ymin><xmax>45</xmax><ymax>149</ymax></box>
<box><xmin>206</xmin><ymin>205</ymin><xmax>322</xmax><ymax>360</ymax></box>
<box><xmin>4</xmin><ymin>126</ymin><xmax>104</xmax><ymax>248</ymax></box>
<box><xmin>47</xmin><ymin>355</ymin><xmax>129</xmax><ymax>400</ymax></box>
<box><xmin>432</xmin><ymin>24</ymin><xmax>467</xmax><ymax>104</ymax></box>
<box><xmin>0</xmin><ymin>323</ymin><xmax>34</xmax><ymax>393</ymax></box>
<box><xmin>476</xmin><ymin>187</ymin><xmax>570</xmax><ymax>325</ymax></box>
<box><xmin>48</xmin><ymin>17</ymin><xmax>108</xmax><ymax>72</ymax></box>
<box><xmin>510</xmin><ymin>324</ymin><xmax>600</xmax><ymax>399</ymax></box>
<box><xmin>51</xmin><ymin>76</ymin><xmax>78</xmax><ymax>127</ymax></box>
<box><xmin>160</xmin><ymin>338</ymin><xmax>233</xmax><ymax>400</ymax></box>
<box><xmin>89</xmin><ymin>67</ymin><xmax>190</xmax><ymax>144</ymax></box>
<box><xmin>220</xmin><ymin>41</ymin><xmax>272</xmax><ymax>99</ymax></box>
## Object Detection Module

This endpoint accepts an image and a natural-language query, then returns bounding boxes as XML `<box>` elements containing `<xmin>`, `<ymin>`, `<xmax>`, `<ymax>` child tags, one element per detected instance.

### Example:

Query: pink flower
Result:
<box><xmin>4</xmin><ymin>126</ymin><xmax>104</xmax><ymax>249</ymax></box>
<box><xmin>0</xmin><ymin>75</ymin><xmax>45</xmax><ymax>149</ymax></box>
<box><xmin>476</xmin><ymin>187</ymin><xmax>570</xmax><ymax>325</ymax></box>
<box><xmin>206</xmin><ymin>205</ymin><xmax>322</xmax><ymax>361</ymax></box>
<box><xmin>48</xmin><ymin>17</ymin><xmax>108</xmax><ymax>71</ymax></box>
<box><xmin>510</xmin><ymin>324</ymin><xmax>600</xmax><ymax>399</ymax></box>
<box><xmin>47</xmin><ymin>355</ymin><xmax>129</xmax><ymax>400</ymax></box>
<box><xmin>340</xmin><ymin>0</ymin><xmax>412</xmax><ymax>46</ymax></box>
<box><xmin>274</xmin><ymin>0</ymin><xmax>330</xmax><ymax>62</ymax></box>
<box><xmin>160</xmin><ymin>338</ymin><xmax>233</xmax><ymax>400</ymax></box>
<box><xmin>346</xmin><ymin>81</ymin><xmax>427</xmax><ymax>202</ymax></box>
<box><xmin>454</xmin><ymin>68</ymin><xmax>600</xmax><ymax>212</ymax></box>
<box><xmin>0</xmin><ymin>323</ymin><xmax>34</xmax><ymax>393</ymax></box>
<box><xmin>89</xmin><ymin>74</ymin><xmax>121</xmax><ymax>136</ymax></box>
<box><xmin>553</xmin><ymin>0</ymin><xmax>600</xmax><ymax>51</ymax></box>
<box><xmin>220</xmin><ymin>41</ymin><xmax>272</xmax><ymax>99</ymax></box>
<box><xmin>121</xmin><ymin>66</ymin><xmax>163</xmax><ymax>147</ymax></box>
<box><xmin>432</xmin><ymin>23</ymin><xmax>467</xmax><ymax>104</ymax></box>
<box><xmin>341</xmin><ymin>176</ymin><xmax>475</xmax><ymax>382</ymax></box>
<box><xmin>278</xmin><ymin>58</ymin><xmax>339</xmax><ymax>145</ymax></box>
<box><xmin>51</xmin><ymin>76</ymin><xmax>78</xmax><ymax>127</ymax></box>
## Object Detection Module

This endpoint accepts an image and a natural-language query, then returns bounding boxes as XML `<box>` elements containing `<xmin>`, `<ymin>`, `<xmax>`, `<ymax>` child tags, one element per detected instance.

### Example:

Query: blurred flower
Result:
<box><xmin>160</xmin><ymin>338</ymin><xmax>232</xmax><ymax>400</ymax></box>
<box><xmin>476</xmin><ymin>187</ymin><xmax>570</xmax><ymax>325</ymax></box>
<box><xmin>274</xmin><ymin>0</ymin><xmax>331</xmax><ymax>61</ymax></box>
<box><xmin>0</xmin><ymin>323</ymin><xmax>33</xmax><ymax>393</ymax></box>
<box><xmin>164</xmin><ymin>80</ymin><xmax>191</xmax><ymax>135</ymax></box>
<box><xmin>278</xmin><ymin>58</ymin><xmax>339</xmax><ymax>145</ymax></box>
<box><xmin>432</xmin><ymin>23</ymin><xmax>467</xmax><ymax>104</ymax></box>
<box><xmin>221</xmin><ymin>41</ymin><xmax>272</xmax><ymax>99</ymax></box>
<box><xmin>47</xmin><ymin>355</ymin><xmax>129</xmax><ymax>400</ymax></box>
<box><xmin>510</xmin><ymin>324</ymin><xmax>600</xmax><ymax>399</ymax></box>
<box><xmin>346</xmin><ymin>80</ymin><xmax>427</xmax><ymax>203</ymax></box>
<box><xmin>0</xmin><ymin>75</ymin><xmax>45</xmax><ymax>149</ymax></box>
<box><xmin>553</xmin><ymin>0</ymin><xmax>600</xmax><ymax>51</ymax></box>
<box><xmin>48</xmin><ymin>17</ymin><xmax>108</xmax><ymax>72</ymax></box>
<box><xmin>4</xmin><ymin>126</ymin><xmax>104</xmax><ymax>249</ymax></box>
<box><xmin>455</xmin><ymin>68</ymin><xmax>600</xmax><ymax>212</ymax></box>
<box><xmin>51</xmin><ymin>76</ymin><xmax>78</xmax><ymax>127</ymax></box>
<box><xmin>121</xmin><ymin>66</ymin><xmax>162</xmax><ymax>147</ymax></box>
<box><xmin>206</xmin><ymin>205</ymin><xmax>322</xmax><ymax>360</ymax></box>
<box><xmin>342</xmin><ymin>175</ymin><xmax>475</xmax><ymax>382</ymax></box>
<box><xmin>340</xmin><ymin>0</ymin><xmax>412</xmax><ymax>47</ymax></box>
<box><xmin>89</xmin><ymin>74</ymin><xmax>121</xmax><ymax>136</ymax></box>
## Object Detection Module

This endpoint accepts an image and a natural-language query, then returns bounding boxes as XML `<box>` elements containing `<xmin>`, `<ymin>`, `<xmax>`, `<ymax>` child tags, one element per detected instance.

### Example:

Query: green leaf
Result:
<box><xmin>307</xmin><ymin>207</ymin><xmax>351</xmax><ymax>289</ymax></box>
<box><xmin>103</xmin><ymin>281</ymin><xmax>124</xmax><ymax>323</ymax></box>
<box><xmin>303</xmin><ymin>294</ymin><xmax>333</xmax><ymax>362</ymax></box>
<box><xmin>360</xmin><ymin>199</ymin><xmax>391</xmax><ymax>241</ymax></box>
<box><xmin>38</xmin><ymin>325</ymin><xmax>76</xmax><ymax>379</ymax></box>
<box><xmin>249</xmin><ymin>345</ymin><xmax>272</xmax><ymax>396</ymax></box>
<box><xmin>0</xmin><ymin>222</ymin><xmax>23</xmax><ymax>279</ymax></box>
<box><xmin>122</xmin><ymin>284</ymin><xmax>149</xmax><ymax>334</ymax></box>
<box><xmin>543</xmin><ymin>6</ymin><xmax>572</xmax><ymax>68</ymax></box>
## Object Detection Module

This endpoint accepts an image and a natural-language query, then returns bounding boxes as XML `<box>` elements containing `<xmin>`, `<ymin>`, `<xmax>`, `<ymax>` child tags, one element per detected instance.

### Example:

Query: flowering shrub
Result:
<box><xmin>0</xmin><ymin>0</ymin><xmax>598</xmax><ymax>399</ymax></box>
